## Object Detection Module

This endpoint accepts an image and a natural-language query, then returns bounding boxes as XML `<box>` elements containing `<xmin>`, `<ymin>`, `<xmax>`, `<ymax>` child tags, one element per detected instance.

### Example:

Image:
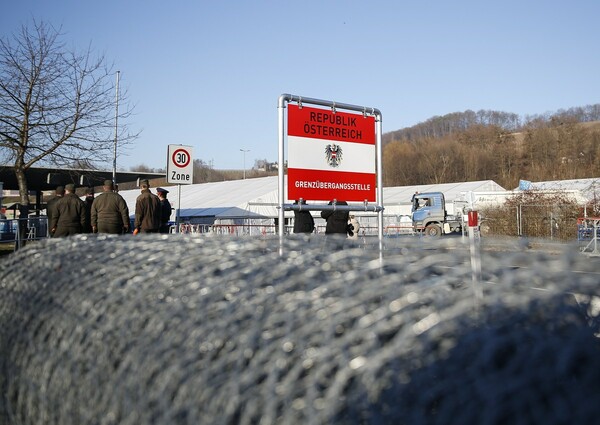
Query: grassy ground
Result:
<box><xmin>0</xmin><ymin>243</ymin><xmax>15</xmax><ymax>256</ymax></box>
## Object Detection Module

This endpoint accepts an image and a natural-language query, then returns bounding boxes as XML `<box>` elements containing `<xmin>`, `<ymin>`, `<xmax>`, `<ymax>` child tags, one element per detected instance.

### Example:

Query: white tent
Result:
<box><xmin>118</xmin><ymin>176</ymin><xmax>288</xmax><ymax>224</ymax></box>
<box><xmin>118</xmin><ymin>177</ymin><xmax>505</xmax><ymax>219</ymax></box>
<box><xmin>116</xmin><ymin>177</ymin><xmax>508</xmax><ymax>234</ymax></box>
<box><xmin>381</xmin><ymin>180</ymin><xmax>506</xmax><ymax>217</ymax></box>
<box><xmin>521</xmin><ymin>177</ymin><xmax>600</xmax><ymax>203</ymax></box>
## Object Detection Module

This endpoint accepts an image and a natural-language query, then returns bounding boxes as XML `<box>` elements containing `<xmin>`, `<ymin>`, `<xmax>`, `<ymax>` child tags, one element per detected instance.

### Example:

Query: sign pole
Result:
<box><xmin>277</xmin><ymin>94</ymin><xmax>383</xmax><ymax>253</ymax></box>
<box><xmin>176</xmin><ymin>184</ymin><xmax>181</xmax><ymax>233</ymax></box>
<box><xmin>166</xmin><ymin>144</ymin><xmax>194</xmax><ymax>234</ymax></box>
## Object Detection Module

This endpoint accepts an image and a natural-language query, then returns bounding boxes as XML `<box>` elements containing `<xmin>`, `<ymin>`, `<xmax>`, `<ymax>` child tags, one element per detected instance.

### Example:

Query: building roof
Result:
<box><xmin>0</xmin><ymin>165</ymin><xmax>164</xmax><ymax>193</ymax></box>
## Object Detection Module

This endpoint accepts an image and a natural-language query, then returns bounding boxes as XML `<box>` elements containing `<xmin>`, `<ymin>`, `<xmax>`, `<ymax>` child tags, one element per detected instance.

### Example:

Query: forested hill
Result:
<box><xmin>381</xmin><ymin>103</ymin><xmax>600</xmax><ymax>190</ymax></box>
<box><xmin>383</xmin><ymin>104</ymin><xmax>600</xmax><ymax>144</ymax></box>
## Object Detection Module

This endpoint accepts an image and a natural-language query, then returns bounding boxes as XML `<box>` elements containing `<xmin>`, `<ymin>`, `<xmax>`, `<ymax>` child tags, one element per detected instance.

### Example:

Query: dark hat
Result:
<box><xmin>65</xmin><ymin>183</ymin><xmax>75</xmax><ymax>192</ymax></box>
<box><xmin>104</xmin><ymin>179</ymin><xmax>114</xmax><ymax>187</ymax></box>
<box><xmin>140</xmin><ymin>179</ymin><xmax>150</xmax><ymax>187</ymax></box>
<box><xmin>156</xmin><ymin>187</ymin><xmax>169</xmax><ymax>194</ymax></box>
<box><xmin>55</xmin><ymin>185</ymin><xmax>65</xmax><ymax>195</ymax></box>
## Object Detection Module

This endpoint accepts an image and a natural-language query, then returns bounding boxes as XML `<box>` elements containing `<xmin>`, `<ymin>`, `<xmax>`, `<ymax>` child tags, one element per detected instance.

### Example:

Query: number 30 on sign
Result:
<box><xmin>167</xmin><ymin>144</ymin><xmax>194</xmax><ymax>184</ymax></box>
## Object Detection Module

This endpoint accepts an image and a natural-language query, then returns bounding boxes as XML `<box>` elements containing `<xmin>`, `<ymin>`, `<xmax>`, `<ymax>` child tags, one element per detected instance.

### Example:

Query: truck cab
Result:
<box><xmin>411</xmin><ymin>192</ymin><xmax>462</xmax><ymax>236</ymax></box>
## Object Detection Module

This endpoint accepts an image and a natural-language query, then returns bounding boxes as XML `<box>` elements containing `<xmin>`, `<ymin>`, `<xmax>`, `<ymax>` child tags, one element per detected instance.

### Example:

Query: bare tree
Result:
<box><xmin>130</xmin><ymin>164</ymin><xmax>157</xmax><ymax>173</ymax></box>
<box><xmin>0</xmin><ymin>20</ymin><xmax>136</xmax><ymax>215</ymax></box>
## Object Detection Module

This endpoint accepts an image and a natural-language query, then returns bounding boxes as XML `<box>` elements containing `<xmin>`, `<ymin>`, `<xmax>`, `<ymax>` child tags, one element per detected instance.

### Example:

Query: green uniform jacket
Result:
<box><xmin>50</xmin><ymin>193</ymin><xmax>87</xmax><ymax>237</ymax></box>
<box><xmin>91</xmin><ymin>192</ymin><xmax>130</xmax><ymax>232</ymax></box>
<box><xmin>134</xmin><ymin>190</ymin><xmax>161</xmax><ymax>231</ymax></box>
<box><xmin>46</xmin><ymin>195</ymin><xmax>62</xmax><ymax>236</ymax></box>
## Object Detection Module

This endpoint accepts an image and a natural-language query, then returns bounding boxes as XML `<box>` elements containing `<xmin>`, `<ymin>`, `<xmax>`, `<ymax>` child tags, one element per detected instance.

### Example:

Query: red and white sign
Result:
<box><xmin>287</xmin><ymin>104</ymin><xmax>376</xmax><ymax>202</ymax></box>
<box><xmin>167</xmin><ymin>144</ymin><xmax>194</xmax><ymax>184</ymax></box>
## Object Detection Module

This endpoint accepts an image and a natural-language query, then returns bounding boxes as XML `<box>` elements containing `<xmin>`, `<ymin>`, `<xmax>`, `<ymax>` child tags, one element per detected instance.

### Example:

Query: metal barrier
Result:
<box><xmin>578</xmin><ymin>217</ymin><xmax>600</xmax><ymax>256</ymax></box>
<box><xmin>176</xmin><ymin>223</ymin><xmax>289</xmax><ymax>236</ymax></box>
<box><xmin>0</xmin><ymin>217</ymin><xmax>49</xmax><ymax>251</ymax></box>
<box><xmin>384</xmin><ymin>224</ymin><xmax>415</xmax><ymax>237</ymax></box>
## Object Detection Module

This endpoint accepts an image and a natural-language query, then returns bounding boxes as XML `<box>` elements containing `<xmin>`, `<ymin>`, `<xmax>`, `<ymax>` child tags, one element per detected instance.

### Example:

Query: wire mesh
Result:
<box><xmin>0</xmin><ymin>234</ymin><xmax>599</xmax><ymax>424</ymax></box>
<box><xmin>481</xmin><ymin>204</ymin><xmax>580</xmax><ymax>240</ymax></box>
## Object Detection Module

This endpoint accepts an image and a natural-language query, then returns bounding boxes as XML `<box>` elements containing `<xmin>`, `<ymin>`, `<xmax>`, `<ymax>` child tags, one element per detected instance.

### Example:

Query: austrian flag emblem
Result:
<box><xmin>325</xmin><ymin>144</ymin><xmax>343</xmax><ymax>168</ymax></box>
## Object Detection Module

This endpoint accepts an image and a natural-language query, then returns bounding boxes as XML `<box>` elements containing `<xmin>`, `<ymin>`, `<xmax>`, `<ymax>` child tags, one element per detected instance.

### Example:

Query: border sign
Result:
<box><xmin>287</xmin><ymin>104</ymin><xmax>376</xmax><ymax>202</ymax></box>
<box><xmin>167</xmin><ymin>145</ymin><xmax>194</xmax><ymax>184</ymax></box>
<box><xmin>278</xmin><ymin>94</ymin><xmax>384</xmax><ymax>246</ymax></box>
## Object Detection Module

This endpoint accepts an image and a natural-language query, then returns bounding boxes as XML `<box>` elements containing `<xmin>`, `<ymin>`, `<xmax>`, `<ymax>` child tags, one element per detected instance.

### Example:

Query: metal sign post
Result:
<box><xmin>167</xmin><ymin>145</ymin><xmax>194</xmax><ymax>233</ymax></box>
<box><xmin>277</xmin><ymin>94</ymin><xmax>384</xmax><ymax>249</ymax></box>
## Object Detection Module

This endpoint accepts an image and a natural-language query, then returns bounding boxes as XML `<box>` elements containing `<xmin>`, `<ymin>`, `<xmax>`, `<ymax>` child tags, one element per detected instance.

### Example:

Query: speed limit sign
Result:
<box><xmin>167</xmin><ymin>144</ymin><xmax>194</xmax><ymax>184</ymax></box>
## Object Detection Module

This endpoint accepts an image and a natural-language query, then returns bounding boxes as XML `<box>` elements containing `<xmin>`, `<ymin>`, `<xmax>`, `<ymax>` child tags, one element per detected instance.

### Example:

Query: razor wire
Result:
<box><xmin>0</xmin><ymin>234</ymin><xmax>599</xmax><ymax>424</ymax></box>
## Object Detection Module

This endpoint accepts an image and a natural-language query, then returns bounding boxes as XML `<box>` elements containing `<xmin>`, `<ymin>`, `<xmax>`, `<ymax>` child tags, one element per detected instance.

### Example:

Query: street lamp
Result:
<box><xmin>240</xmin><ymin>149</ymin><xmax>250</xmax><ymax>179</ymax></box>
<box><xmin>112</xmin><ymin>70</ymin><xmax>120</xmax><ymax>186</ymax></box>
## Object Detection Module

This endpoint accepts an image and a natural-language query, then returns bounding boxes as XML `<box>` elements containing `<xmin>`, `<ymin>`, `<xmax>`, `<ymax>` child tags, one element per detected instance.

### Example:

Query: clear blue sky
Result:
<box><xmin>3</xmin><ymin>0</ymin><xmax>599</xmax><ymax>171</ymax></box>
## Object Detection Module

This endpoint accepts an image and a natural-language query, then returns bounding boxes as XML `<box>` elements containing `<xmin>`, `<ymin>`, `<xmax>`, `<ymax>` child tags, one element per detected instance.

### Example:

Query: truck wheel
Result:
<box><xmin>424</xmin><ymin>224</ymin><xmax>442</xmax><ymax>237</ymax></box>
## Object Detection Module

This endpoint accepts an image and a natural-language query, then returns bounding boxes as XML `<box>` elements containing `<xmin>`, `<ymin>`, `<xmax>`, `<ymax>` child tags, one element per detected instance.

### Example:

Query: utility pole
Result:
<box><xmin>240</xmin><ymin>149</ymin><xmax>250</xmax><ymax>179</ymax></box>
<box><xmin>112</xmin><ymin>71</ymin><xmax>120</xmax><ymax>186</ymax></box>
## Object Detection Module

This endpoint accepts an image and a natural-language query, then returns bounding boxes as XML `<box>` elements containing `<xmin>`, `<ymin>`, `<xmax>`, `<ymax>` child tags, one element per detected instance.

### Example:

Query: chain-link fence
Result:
<box><xmin>480</xmin><ymin>204</ymin><xmax>580</xmax><ymax>240</ymax></box>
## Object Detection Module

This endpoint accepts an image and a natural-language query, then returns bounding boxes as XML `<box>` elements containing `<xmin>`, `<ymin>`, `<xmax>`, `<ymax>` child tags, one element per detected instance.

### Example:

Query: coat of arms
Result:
<box><xmin>325</xmin><ymin>144</ymin><xmax>343</xmax><ymax>168</ymax></box>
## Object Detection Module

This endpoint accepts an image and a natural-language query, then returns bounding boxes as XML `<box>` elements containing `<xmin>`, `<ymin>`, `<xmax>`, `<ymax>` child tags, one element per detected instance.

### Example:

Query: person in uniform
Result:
<box><xmin>134</xmin><ymin>179</ymin><xmax>161</xmax><ymax>234</ymax></box>
<box><xmin>46</xmin><ymin>185</ymin><xmax>64</xmax><ymax>237</ymax></box>
<box><xmin>156</xmin><ymin>187</ymin><xmax>172</xmax><ymax>234</ymax></box>
<box><xmin>50</xmin><ymin>183</ymin><xmax>87</xmax><ymax>237</ymax></box>
<box><xmin>82</xmin><ymin>187</ymin><xmax>95</xmax><ymax>233</ymax></box>
<box><xmin>91</xmin><ymin>180</ymin><xmax>130</xmax><ymax>234</ymax></box>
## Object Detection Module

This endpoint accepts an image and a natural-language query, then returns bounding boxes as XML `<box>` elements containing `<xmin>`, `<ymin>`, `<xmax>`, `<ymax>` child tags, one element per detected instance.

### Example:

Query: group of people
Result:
<box><xmin>47</xmin><ymin>179</ymin><xmax>173</xmax><ymax>237</ymax></box>
<box><xmin>293</xmin><ymin>200</ymin><xmax>360</xmax><ymax>240</ymax></box>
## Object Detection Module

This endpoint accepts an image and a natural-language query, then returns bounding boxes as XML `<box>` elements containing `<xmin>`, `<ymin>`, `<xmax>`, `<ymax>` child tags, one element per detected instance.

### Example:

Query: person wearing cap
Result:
<box><xmin>91</xmin><ymin>180</ymin><xmax>130</xmax><ymax>234</ymax></box>
<box><xmin>156</xmin><ymin>187</ymin><xmax>172</xmax><ymax>234</ymax></box>
<box><xmin>134</xmin><ymin>179</ymin><xmax>161</xmax><ymax>233</ymax></box>
<box><xmin>49</xmin><ymin>183</ymin><xmax>87</xmax><ymax>237</ymax></box>
<box><xmin>46</xmin><ymin>185</ymin><xmax>65</xmax><ymax>237</ymax></box>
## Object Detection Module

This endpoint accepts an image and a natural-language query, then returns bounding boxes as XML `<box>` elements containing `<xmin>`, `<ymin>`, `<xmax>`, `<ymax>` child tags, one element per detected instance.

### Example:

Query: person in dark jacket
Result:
<box><xmin>156</xmin><ymin>187</ymin><xmax>172</xmax><ymax>234</ymax></box>
<box><xmin>321</xmin><ymin>200</ymin><xmax>349</xmax><ymax>234</ymax></box>
<box><xmin>46</xmin><ymin>185</ymin><xmax>64</xmax><ymax>237</ymax></box>
<box><xmin>82</xmin><ymin>187</ymin><xmax>94</xmax><ymax>233</ymax></box>
<box><xmin>134</xmin><ymin>180</ymin><xmax>161</xmax><ymax>233</ymax></box>
<box><xmin>293</xmin><ymin>200</ymin><xmax>315</xmax><ymax>234</ymax></box>
<box><xmin>91</xmin><ymin>180</ymin><xmax>130</xmax><ymax>234</ymax></box>
<box><xmin>321</xmin><ymin>200</ymin><xmax>349</xmax><ymax>250</ymax></box>
<box><xmin>50</xmin><ymin>184</ymin><xmax>87</xmax><ymax>237</ymax></box>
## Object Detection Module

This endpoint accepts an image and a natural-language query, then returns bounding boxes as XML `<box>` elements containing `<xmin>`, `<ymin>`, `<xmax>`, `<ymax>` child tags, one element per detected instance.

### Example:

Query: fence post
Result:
<box><xmin>517</xmin><ymin>205</ymin><xmax>521</xmax><ymax>237</ymax></box>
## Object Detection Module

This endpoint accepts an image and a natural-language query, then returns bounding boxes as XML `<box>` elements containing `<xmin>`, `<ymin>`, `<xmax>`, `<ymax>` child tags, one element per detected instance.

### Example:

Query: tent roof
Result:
<box><xmin>383</xmin><ymin>180</ymin><xmax>506</xmax><ymax>205</ymax></box>
<box><xmin>524</xmin><ymin>177</ymin><xmax>600</xmax><ymax>201</ymax></box>
<box><xmin>178</xmin><ymin>207</ymin><xmax>267</xmax><ymax>219</ymax></box>
<box><xmin>118</xmin><ymin>176</ymin><xmax>284</xmax><ymax>220</ymax></box>
<box><xmin>117</xmin><ymin>177</ymin><xmax>508</xmax><ymax>219</ymax></box>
